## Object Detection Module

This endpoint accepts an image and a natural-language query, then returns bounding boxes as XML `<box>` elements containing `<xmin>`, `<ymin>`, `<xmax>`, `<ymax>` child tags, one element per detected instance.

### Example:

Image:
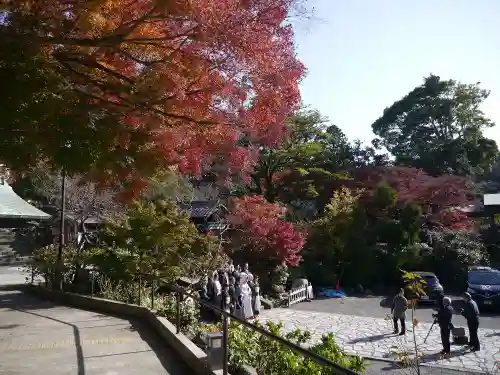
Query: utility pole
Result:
<box><xmin>54</xmin><ymin>169</ymin><xmax>66</xmax><ymax>290</ymax></box>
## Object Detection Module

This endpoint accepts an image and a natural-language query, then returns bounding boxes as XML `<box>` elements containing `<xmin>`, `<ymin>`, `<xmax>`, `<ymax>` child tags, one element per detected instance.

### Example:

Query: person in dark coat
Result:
<box><xmin>436</xmin><ymin>290</ymin><xmax>454</xmax><ymax>330</ymax></box>
<box><xmin>227</xmin><ymin>260</ymin><xmax>235</xmax><ymax>274</ymax></box>
<box><xmin>207</xmin><ymin>275</ymin><xmax>215</xmax><ymax>300</ymax></box>
<box><xmin>436</xmin><ymin>296</ymin><xmax>454</xmax><ymax>355</ymax></box>
<box><xmin>228</xmin><ymin>276</ymin><xmax>237</xmax><ymax>313</ymax></box>
<box><xmin>391</xmin><ymin>288</ymin><xmax>408</xmax><ymax>335</ymax></box>
<box><xmin>437</xmin><ymin>290</ymin><xmax>445</xmax><ymax>310</ymax></box>
<box><xmin>220</xmin><ymin>271</ymin><xmax>229</xmax><ymax>287</ymax></box>
<box><xmin>222</xmin><ymin>285</ymin><xmax>231</xmax><ymax>315</ymax></box>
<box><xmin>197</xmin><ymin>278</ymin><xmax>210</xmax><ymax>321</ymax></box>
<box><xmin>251</xmin><ymin>275</ymin><xmax>261</xmax><ymax>316</ymax></box>
<box><xmin>234</xmin><ymin>265</ymin><xmax>241</xmax><ymax>279</ymax></box>
<box><xmin>461</xmin><ymin>292</ymin><xmax>480</xmax><ymax>351</ymax></box>
<box><xmin>233</xmin><ymin>283</ymin><xmax>244</xmax><ymax>320</ymax></box>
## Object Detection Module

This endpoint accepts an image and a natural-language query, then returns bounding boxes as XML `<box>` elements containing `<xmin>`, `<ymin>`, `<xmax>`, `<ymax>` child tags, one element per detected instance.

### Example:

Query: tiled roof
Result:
<box><xmin>0</xmin><ymin>182</ymin><xmax>51</xmax><ymax>220</ymax></box>
<box><xmin>206</xmin><ymin>222</ymin><xmax>227</xmax><ymax>230</ymax></box>
<box><xmin>178</xmin><ymin>201</ymin><xmax>218</xmax><ymax>219</ymax></box>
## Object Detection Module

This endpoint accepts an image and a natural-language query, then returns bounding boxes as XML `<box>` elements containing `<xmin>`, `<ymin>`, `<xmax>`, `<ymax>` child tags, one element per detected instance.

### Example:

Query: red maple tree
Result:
<box><xmin>1</xmin><ymin>0</ymin><xmax>305</xmax><ymax>185</ymax></box>
<box><xmin>350</xmin><ymin>166</ymin><xmax>473</xmax><ymax>228</ymax></box>
<box><xmin>229</xmin><ymin>195</ymin><xmax>305</xmax><ymax>266</ymax></box>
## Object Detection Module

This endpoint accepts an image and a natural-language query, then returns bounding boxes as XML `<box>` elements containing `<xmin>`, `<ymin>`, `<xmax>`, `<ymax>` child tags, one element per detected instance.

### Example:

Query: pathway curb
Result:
<box><xmin>20</xmin><ymin>285</ymin><xmax>223</xmax><ymax>375</ymax></box>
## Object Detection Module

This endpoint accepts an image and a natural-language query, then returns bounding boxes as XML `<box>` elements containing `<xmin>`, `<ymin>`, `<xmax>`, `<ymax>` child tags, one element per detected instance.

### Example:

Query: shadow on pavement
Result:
<box><xmin>348</xmin><ymin>333</ymin><xmax>393</xmax><ymax>344</ymax></box>
<box><xmin>0</xmin><ymin>290</ymin><xmax>56</xmax><ymax>310</ymax></box>
<box><xmin>379</xmin><ymin>347</ymin><xmax>469</xmax><ymax>371</ymax></box>
<box><xmin>485</xmin><ymin>332</ymin><xmax>500</xmax><ymax>337</ymax></box>
<box><xmin>12</xmin><ymin>304</ymin><xmax>86</xmax><ymax>375</ymax></box>
<box><xmin>126</xmin><ymin>319</ymin><xmax>193</xmax><ymax>373</ymax></box>
<box><xmin>0</xmin><ymin>283</ymin><xmax>31</xmax><ymax>292</ymax></box>
<box><xmin>0</xmin><ymin>323</ymin><xmax>24</xmax><ymax>329</ymax></box>
<box><xmin>1</xmin><ymin>290</ymin><xmax>191</xmax><ymax>375</ymax></box>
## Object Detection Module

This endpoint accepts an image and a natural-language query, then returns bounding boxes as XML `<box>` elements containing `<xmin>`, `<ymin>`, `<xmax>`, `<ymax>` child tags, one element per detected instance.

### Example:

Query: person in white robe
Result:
<box><xmin>239</xmin><ymin>277</ymin><xmax>254</xmax><ymax>320</ymax></box>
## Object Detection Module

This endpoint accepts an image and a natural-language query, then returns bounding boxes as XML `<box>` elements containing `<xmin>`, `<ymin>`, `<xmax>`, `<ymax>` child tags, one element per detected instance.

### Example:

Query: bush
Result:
<box><xmin>97</xmin><ymin>277</ymin><xmax>140</xmax><ymax>304</ymax></box>
<box><xmin>28</xmin><ymin>244</ymin><xmax>89</xmax><ymax>287</ymax></box>
<box><xmin>228</xmin><ymin>320</ymin><xmax>365</xmax><ymax>374</ymax></box>
<box><xmin>154</xmin><ymin>293</ymin><xmax>200</xmax><ymax>335</ymax></box>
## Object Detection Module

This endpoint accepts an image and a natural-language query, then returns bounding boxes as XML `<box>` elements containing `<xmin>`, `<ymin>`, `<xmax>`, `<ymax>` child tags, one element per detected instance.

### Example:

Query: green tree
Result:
<box><xmin>101</xmin><ymin>199</ymin><xmax>220</xmax><ymax>284</ymax></box>
<box><xmin>140</xmin><ymin>169</ymin><xmax>194</xmax><ymax>202</ymax></box>
<box><xmin>302</xmin><ymin>185</ymin><xmax>423</xmax><ymax>288</ymax></box>
<box><xmin>250</xmin><ymin>109</ymin><xmax>350</xmax><ymax>203</ymax></box>
<box><xmin>372</xmin><ymin>75</ymin><xmax>498</xmax><ymax>177</ymax></box>
<box><xmin>302</xmin><ymin>187</ymin><xmax>361</xmax><ymax>286</ymax></box>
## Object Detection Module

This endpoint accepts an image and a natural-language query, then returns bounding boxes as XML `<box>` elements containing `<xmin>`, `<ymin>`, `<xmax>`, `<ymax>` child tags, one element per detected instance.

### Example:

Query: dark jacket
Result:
<box><xmin>391</xmin><ymin>295</ymin><xmax>408</xmax><ymax>319</ymax></box>
<box><xmin>437</xmin><ymin>305</ymin><xmax>453</xmax><ymax>329</ymax></box>
<box><xmin>229</xmin><ymin>285</ymin><xmax>236</xmax><ymax>303</ymax></box>
<box><xmin>222</xmin><ymin>289</ymin><xmax>231</xmax><ymax>310</ymax></box>
<box><xmin>437</xmin><ymin>292</ymin><xmax>445</xmax><ymax>310</ymax></box>
<box><xmin>462</xmin><ymin>300</ymin><xmax>479</xmax><ymax>322</ymax></box>
<box><xmin>198</xmin><ymin>286</ymin><xmax>209</xmax><ymax>300</ymax></box>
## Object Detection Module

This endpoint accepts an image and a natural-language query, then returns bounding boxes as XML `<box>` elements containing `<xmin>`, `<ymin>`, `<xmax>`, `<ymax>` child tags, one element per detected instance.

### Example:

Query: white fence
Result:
<box><xmin>288</xmin><ymin>285</ymin><xmax>311</xmax><ymax>307</ymax></box>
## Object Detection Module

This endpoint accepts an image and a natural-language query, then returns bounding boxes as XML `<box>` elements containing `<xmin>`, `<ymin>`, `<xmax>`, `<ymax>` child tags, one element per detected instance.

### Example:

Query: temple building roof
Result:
<box><xmin>0</xmin><ymin>182</ymin><xmax>51</xmax><ymax>220</ymax></box>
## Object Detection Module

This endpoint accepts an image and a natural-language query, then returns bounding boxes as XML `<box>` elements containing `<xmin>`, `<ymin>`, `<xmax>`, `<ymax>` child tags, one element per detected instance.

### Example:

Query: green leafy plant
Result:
<box><xmin>228</xmin><ymin>320</ymin><xmax>365</xmax><ymax>374</ymax></box>
<box><xmin>28</xmin><ymin>244</ymin><xmax>87</xmax><ymax>287</ymax></box>
<box><xmin>101</xmin><ymin>199</ymin><xmax>223</xmax><ymax>285</ymax></box>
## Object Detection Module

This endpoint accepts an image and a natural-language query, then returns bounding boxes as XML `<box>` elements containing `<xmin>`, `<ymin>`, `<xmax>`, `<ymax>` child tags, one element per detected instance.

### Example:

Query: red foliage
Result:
<box><xmin>351</xmin><ymin>167</ymin><xmax>471</xmax><ymax>213</ymax></box>
<box><xmin>229</xmin><ymin>195</ymin><xmax>305</xmax><ymax>266</ymax></box>
<box><xmin>4</xmin><ymin>0</ymin><xmax>305</xmax><ymax>184</ymax></box>
<box><xmin>438</xmin><ymin>211</ymin><xmax>472</xmax><ymax>231</ymax></box>
<box><xmin>348</xmin><ymin>166</ymin><xmax>474</xmax><ymax>228</ymax></box>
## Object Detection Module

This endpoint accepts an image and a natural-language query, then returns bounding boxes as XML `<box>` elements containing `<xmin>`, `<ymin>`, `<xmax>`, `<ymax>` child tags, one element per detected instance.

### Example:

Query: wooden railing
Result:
<box><xmin>288</xmin><ymin>285</ymin><xmax>310</xmax><ymax>307</ymax></box>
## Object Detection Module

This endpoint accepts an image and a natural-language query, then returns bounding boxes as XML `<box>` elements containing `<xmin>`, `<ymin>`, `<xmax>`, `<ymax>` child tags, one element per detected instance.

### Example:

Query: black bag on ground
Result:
<box><xmin>452</xmin><ymin>327</ymin><xmax>468</xmax><ymax>345</ymax></box>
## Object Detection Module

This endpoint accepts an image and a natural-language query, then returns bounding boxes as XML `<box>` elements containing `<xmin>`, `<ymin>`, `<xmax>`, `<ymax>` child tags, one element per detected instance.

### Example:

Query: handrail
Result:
<box><xmin>166</xmin><ymin>283</ymin><xmax>359</xmax><ymax>375</ymax></box>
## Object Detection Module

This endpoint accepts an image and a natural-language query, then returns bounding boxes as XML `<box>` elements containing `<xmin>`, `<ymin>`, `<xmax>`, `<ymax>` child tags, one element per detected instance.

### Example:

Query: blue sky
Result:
<box><xmin>294</xmin><ymin>0</ymin><xmax>500</xmax><ymax>144</ymax></box>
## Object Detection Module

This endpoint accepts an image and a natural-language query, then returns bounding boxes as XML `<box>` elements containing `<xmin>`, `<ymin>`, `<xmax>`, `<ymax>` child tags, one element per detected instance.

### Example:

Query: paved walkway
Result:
<box><xmin>0</xmin><ymin>289</ymin><xmax>192</xmax><ymax>375</ymax></box>
<box><xmin>259</xmin><ymin>308</ymin><xmax>500</xmax><ymax>374</ymax></box>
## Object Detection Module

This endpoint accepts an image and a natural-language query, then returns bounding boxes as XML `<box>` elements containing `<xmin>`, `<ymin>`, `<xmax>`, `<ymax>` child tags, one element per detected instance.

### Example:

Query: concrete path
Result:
<box><xmin>0</xmin><ymin>265</ymin><xmax>29</xmax><ymax>286</ymax></box>
<box><xmin>0</xmin><ymin>289</ymin><xmax>192</xmax><ymax>375</ymax></box>
<box><xmin>259</xmin><ymin>308</ymin><xmax>500</xmax><ymax>374</ymax></box>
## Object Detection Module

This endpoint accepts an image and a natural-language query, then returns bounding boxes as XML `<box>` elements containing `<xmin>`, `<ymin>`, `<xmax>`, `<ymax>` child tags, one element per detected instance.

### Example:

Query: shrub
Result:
<box><xmin>28</xmin><ymin>244</ymin><xmax>84</xmax><ymax>287</ymax></box>
<box><xmin>228</xmin><ymin>320</ymin><xmax>365</xmax><ymax>374</ymax></box>
<box><xmin>154</xmin><ymin>293</ymin><xmax>200</xmax><ymax>335</ymax></box>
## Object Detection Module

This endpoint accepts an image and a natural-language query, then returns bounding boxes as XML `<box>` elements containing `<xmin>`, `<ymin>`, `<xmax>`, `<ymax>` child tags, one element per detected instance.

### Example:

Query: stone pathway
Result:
<box><xmin>259</xmin><ymin>308</ymin><xmax>500</xmax><ymax>374</ymax></box>
<box><xmin>0</xmin><ymin>289</ymin><xmax>191</xmax><ymax>375</ymax></box>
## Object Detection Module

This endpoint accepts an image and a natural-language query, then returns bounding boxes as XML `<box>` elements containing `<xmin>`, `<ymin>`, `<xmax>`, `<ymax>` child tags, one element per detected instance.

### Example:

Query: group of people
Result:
<box><xmin>391</xmin><ymin>289</ymin><xmax>480</xmax><ymax>354</ymax></box>
<box><xmin>197</xmin><ymin>261</ymin><xmax>261</xmax><ymax>322</ymax></box>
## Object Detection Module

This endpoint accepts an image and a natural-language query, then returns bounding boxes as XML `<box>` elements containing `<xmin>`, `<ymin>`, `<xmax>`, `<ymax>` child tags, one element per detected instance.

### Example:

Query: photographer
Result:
<box><xmin>434</xmin><ymin>296</ymin><xmax>453</xmax><ymax>355</ymax></box>
<box><xmin>460</xmin><ymin>292</ymin><xmax>480</xmax><ymax>351</ymax></box>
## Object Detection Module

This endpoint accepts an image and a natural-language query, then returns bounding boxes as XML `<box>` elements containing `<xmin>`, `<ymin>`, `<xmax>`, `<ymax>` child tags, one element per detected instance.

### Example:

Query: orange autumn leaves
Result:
<box><xmin>1</xmin><ymin>0</ymin><xmax>305</xmax><ymax>185</ymax></box>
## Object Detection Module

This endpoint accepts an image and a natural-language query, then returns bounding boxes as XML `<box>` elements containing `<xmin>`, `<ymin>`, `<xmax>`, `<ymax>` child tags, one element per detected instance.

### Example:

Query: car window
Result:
<box><xmin>422</xmin><ymin>276</ymin><xmax>438</xmax><ymax>285</ymax></box>
<box><xmin>468</xmin><ymin>272</ymin><xmax>500</xmax><ymax>285</ymax></box>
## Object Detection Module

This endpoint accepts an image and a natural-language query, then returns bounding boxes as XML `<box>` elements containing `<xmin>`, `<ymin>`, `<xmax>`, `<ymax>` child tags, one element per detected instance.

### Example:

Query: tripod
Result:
<box><xmin>424</xmin><ymin>318</ymin><xmax>437</xmax><ymax>343</ymax></box>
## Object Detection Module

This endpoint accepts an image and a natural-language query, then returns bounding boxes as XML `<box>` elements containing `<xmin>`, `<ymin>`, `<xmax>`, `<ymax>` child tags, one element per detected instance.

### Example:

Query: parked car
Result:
<box><xmin>402</xmin><ymin>271</ymin><xmax>444</xmax><ymax>302</ymax></box>
<box><xmin>467</xmin><ymin>266</ymin><xmax>500</xmax><ymax>309</ymax></box>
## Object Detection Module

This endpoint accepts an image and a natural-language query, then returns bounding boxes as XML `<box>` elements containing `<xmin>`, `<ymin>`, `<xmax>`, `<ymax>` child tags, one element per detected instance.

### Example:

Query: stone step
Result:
<box><xmin>0</xmin><ymin>256</ymin><xmax>32</xmax><ymax>267</ymax></box>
